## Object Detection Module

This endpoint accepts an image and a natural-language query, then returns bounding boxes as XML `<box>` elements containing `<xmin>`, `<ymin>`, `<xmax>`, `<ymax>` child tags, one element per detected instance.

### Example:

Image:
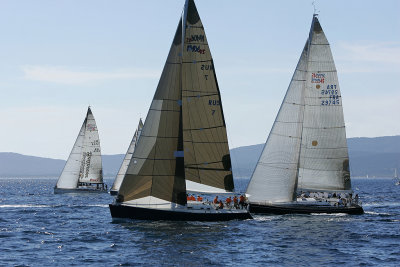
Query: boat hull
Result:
<box><xmin>109</xmin><ymin>190</ymin><xmax>118</xmax><ymax>196</ymax></box>
<box><xmin>249</xmin><ymin>203</ymin><xmax>364</xmax><ymax>215</ymax></box>
<box><xmin>54</xmin><ymin>187</ymin><xmax>107</xmax><ymax>194</ymax></box>
<box><xmin>109</xmin><ymin>204</ymin><xmax>252</xmax><ymax>221</ymax></box>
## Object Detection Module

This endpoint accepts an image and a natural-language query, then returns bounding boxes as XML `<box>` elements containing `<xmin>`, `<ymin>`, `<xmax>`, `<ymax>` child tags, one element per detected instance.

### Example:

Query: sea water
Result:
<box><xmin>0</xmin><ymin>177</ymin><xmax>399</xmax><ymax>266</ymax></box>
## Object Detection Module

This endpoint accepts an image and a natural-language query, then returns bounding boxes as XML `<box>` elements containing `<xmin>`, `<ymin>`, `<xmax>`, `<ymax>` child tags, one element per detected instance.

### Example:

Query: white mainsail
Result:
<box><xmin>56</xmin><ymin>107</ymin><xmax>103</xmax><ymax>189</ymax></box>
<box><xmin>110</xmin><ymin>119</ymin><xmax>143</xmax><ymax>193</ymax></box>
<box><xmin>246</xmin><ymin>15</ymin><xmax>351</xmax><ymax>204</ymax></box>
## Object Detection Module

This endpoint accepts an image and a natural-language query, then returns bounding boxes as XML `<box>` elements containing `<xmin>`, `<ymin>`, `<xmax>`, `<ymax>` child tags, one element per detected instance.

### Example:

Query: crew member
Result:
<box><xmin>233</xmin><ymin>196</ymin><xmax>238</xmax><ymax>209</ymax></box>
<box><xmin>239</xmin><ymin>195</ymin><xmax>245</xmax><ymax>208</ymax></box>
<box><xmin>214</xmin><ymin>196</ymin><xmax>219</xmax><ymax>204</ymax></box>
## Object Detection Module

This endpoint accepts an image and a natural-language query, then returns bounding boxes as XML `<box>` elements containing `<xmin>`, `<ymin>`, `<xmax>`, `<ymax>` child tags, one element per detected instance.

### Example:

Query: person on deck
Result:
<box><xmin>197</xmin><ymin>195</ymin><xmax>203</xmax><ymax>202</ymax></box>
<box><xmin>233</xmin><ymin>196</ymin><xmax>238</xmax><ymax>209</ymax></box>
<box><xmin>355</xmin><ymin>194</ymin><xmax>359</xmax><ymax>205</ymax></box>
<box><xmin>218</xmin><ymin>200</ymin><xmax>223</xmax><ymax>210</ymax></box>
<box><xmin>214</xmin><ymin>196</ymin><xmax>219</xmax><ymax>204</ymax></box>
<box><xmin>239</xmin><ymin>195</ymin><xmax>245</xmax><ymax>209</ymax></box>
<box><xmin>226</xmin><ymin>197</ymin><xmax>232</xmax><ymax>207</ymax></box>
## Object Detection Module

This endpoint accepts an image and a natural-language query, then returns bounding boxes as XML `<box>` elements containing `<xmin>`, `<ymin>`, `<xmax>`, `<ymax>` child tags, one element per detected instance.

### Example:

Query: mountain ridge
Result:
<box><xmin>1</xmin><ymin>135</ymin><xmax>399</xmax><ymax>178</ymax></box>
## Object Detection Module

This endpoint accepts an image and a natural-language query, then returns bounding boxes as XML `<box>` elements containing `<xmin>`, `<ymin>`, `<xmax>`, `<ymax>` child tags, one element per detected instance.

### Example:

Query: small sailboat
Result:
<box><xmin>245</xmin><ymin>14</ymin><xmax>363</xmax><ymax>215</ymax></box>
<box><xmin>109</xmin><ymin>0</ymin><xmax>251</xmax><ymax>221</ymax></box>
<box><xmin>54</xmin><ymin>107</ymin><xmax>106</xmax><ymax>193</ymax></box>
<box><xmin>110</xmin><ymin>119</ymin><xmax>143</xmax><ymax>195</ymax></box>
<box><xmin>394</xmin><ymin>168</ymin><xmax>400</xmax><ymax>186</ymax></box>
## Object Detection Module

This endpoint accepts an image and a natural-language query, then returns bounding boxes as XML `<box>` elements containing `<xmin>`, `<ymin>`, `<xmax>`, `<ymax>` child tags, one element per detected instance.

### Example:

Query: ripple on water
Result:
<box><xmin>0</xmin><ymin>178</ymin><xmax>399</xmax><ymax>266</ymax></box>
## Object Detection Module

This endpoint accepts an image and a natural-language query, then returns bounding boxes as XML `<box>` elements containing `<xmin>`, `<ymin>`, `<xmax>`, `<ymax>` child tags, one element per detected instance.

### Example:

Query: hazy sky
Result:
<box><xmin>0</xmin><ymin>0</ymin><xmax>399</xmax><ymax>159</ymax></box>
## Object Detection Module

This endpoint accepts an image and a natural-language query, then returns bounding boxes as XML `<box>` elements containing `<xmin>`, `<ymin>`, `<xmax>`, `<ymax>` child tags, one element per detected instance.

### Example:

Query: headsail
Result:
<box><xmin>118</xmin><ymin>0</ymin><xmax>234</xmax><ymax>206</ymax></box>
<box><xmin>246</xmin><ymin>15</ymin><xmax>351</xmax><ymax>203</ymax></box>
<box><xmin>246</xmin><ymin>42</ymin><xmax>308</xmax><ymax>203</ymax></box>
<box><xmin>118</xmin><ymin>12</ymin><xmax>187</xmax><ymax>206</ymax></box>
<box><xmin>56</xmin><ymin>107</ymin><xmax>103</xmax><ymax>189</ymax></box>
<box><xmin>111</xmin><ymin>119</ymin><xmax>143</xmax><ymax>193</ymax></box>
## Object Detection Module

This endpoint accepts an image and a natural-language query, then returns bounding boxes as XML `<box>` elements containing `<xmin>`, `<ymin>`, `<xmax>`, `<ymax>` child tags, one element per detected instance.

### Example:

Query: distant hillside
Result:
<box><xmin>1</xmin><ymin>136</ymin><xmax>399</xmax><ymax>178</ymax></box>
<box><xmin>230</xmin><ymin>136</ymin><xmax>400</xmax><ymax>178</ymax></box>
<box><xmin>0</xmin><ymin>153</ymin><xmax>65</xmax><ymax>177</ymax></box>
<box><xmin>0</xmin><ymin>153</ymin><xmax>124</xmax><ymax>177</ymax></box>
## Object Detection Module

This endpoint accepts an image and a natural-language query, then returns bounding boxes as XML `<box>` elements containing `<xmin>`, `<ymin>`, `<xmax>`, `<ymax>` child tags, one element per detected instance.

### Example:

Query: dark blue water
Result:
<box><xmin>1</xmin><ymin>178</ymin><xmax>399</xmax><ymax>266</ymax></box>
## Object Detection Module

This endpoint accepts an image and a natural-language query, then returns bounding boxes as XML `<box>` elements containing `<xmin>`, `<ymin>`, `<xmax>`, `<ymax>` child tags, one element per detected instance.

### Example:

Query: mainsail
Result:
<box><xmin>110</xmin><ymin>119</ymin><xmax>143</xmax><ymax>193</ymax></box>
<box><xmin>117</xmin><ymin>0</ymin><xmax>234</xmax><ymax>207</ymax></box>
<box><xmin>56</xmin><ymin>107</ymin><xmax>103</xmax><ymax>189</ymax></box>
<box><xmin>246</xmin><ymin>15</ymin><xmax>350</xmax><ymax>204</ymax></box>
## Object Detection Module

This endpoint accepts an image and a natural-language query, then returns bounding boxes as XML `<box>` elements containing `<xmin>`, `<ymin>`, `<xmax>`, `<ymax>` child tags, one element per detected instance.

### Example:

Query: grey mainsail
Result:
<box><xmin>56</xmin><ymin>107</ymin><xmax>103</xmax><ymax>189</ymax></box>
<box><xmin>117</xmin><ymin>0</ymin><xmax>234</xmax><ymax>206</ymax></box>
<box><xmin>246</xmin><ymin>15</ymin><xmax>350</xmax><ymax>204</ymax></box>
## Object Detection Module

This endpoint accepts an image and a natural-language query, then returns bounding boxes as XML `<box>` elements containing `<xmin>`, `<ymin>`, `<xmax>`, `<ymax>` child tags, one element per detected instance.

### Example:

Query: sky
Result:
<box><xmin>0</xmin><ymin>0</ymin><xmax>399</xmax><ymax>159</ymax></box>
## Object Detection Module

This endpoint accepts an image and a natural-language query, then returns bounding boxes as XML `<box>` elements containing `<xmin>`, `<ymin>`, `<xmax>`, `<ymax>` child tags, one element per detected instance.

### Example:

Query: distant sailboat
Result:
<box><xmin>245</xmin><ymin>15</ymin><xmax>363</xmax><ymax>215</ymax></box>
<box><xmin>110</xmin><ymin>119</ymin><xmax>143</xmax><ymax>195</ymax></box>
<box><xmin>54</xmin><ymin>107</ymin><xmax>106</xmax><ymax>193</ymax></box>
<box><xmin>109</xmin><ymin>0</ymin><xmax>251</xmax><ymax>221</ymax></box>
<box><xmin>394</xmin><ymin>168</ymin><xmax>400</xmax><ymax>186</ymax></box>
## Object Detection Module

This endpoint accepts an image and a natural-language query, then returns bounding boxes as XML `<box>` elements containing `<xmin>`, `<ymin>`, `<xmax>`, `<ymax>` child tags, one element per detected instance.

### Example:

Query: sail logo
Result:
<box><xmin>187</xmin><ymin>45</ymin><xmax>205</xmax><ymax>54</ymax></box>
<box><xmin>311</xmin><ymin>73</ymin><xmax>325</xmax><ymax>83</ymax></box>
<box><xmin>186</xmin><ymin>35</ymin><xmax>204</xmax><ymax>43</ymax></box>
<box><xmin>209</xmin><ymin>100</ymin><xmax>220</xmax><ymax>106</ymax></box>
<box><xmin>87</xmin><ymin>124</ymin><xmax>97</xmax><ymax>131</ymax></box>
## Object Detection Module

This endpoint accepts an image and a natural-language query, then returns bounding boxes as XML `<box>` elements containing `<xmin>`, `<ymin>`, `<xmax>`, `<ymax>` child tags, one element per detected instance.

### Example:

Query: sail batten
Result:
<box><xmin>56</xmin><ymin>107</ymin><xmax>103</xmax><ymax>189</ymax></box>
<box><xmin>247</xmin><ymin>15</ymin><xmax>350</xmax><ymax>203</ymax></box>
<box><xmin>117</xmin><ymin>0</ymin><xmax>235</xmax><ymax>204</ymax></box>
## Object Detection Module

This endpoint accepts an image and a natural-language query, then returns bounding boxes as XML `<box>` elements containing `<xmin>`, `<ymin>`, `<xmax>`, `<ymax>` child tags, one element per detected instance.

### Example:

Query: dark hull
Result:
<box><xmin>109</xmin><ymin>204</ymin><xmax>252</xmax><ymax>221</ymax></box>
<box><xmin>54</xmin><ymin>187</ymin><xmax>107</xmax><ymax>194</ymax></box>
<box><xmin>249</xmin><ymin>203</ymin><xmax>364</xmax><ymax>215</ymax></box>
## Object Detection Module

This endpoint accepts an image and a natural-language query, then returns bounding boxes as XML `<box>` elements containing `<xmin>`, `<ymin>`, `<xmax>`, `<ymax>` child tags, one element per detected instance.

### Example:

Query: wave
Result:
<box><xmin>0</xmin><ymin>204</ymin><xmax>49</xmax><ymax>208</ymax></box>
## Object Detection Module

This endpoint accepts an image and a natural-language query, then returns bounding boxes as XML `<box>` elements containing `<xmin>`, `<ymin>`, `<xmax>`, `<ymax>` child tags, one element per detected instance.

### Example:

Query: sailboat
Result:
<box><xmin>245</xmin><ymin>14</ymin><xmax>363</xmax><ymax>215</ymax></box>
<box><xmin>110</xmin><ymin>119</ymin><xmax>144</xmax><ymax>195</ymax></box>
<box><xmin>394</xmin><ymin>168</ymin><xmax>400</xmax><ymax>186</ymax></box>
<box><xmin>109</xmin><ymin>0</ymin><xmax>252</xmax><ymax>221</ymax></box>
<box><xmin>54</xmin><ymin>107</ymin><xmax>106</xmax><ymax>193</ymax></box>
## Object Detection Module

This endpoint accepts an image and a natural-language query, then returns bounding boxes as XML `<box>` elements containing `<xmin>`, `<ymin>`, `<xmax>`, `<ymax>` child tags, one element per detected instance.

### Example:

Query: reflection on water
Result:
<box><xmin>0</xmin><ymin>177</ymin><xmax>399</xmax><ymax>266</ymax></box>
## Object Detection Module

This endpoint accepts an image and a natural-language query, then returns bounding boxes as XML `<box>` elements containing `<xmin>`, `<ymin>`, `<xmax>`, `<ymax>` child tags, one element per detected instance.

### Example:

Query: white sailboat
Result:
<box><xmin>245</xmin><ymin>14</ymin><xmax>363</xmax><ymax>214</ymax></box>
<box><xmin>109</xmin><ymin>0</ymin><xmax>251</xmax><ymax>221</ymax></box>
<box><xmin>110</xmin><ymin>118</ymin><xmax>143</xmax><ymax>195</ymax></box>
<box><xmin>54</xmin><ymin>107</ymin><xmax>106</xmax><ymax>193</ymax></box>
<box><xmin>394</xmin><ymin>168</ymin><xmax>400</xmax><ymax>186</ymax></box>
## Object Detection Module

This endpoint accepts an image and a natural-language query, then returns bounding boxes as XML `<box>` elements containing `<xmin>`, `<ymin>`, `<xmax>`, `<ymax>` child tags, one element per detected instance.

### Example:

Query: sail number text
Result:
<box><xmin>321</xmin><ymin>85</ymin><xmax>339</xmax><ymax>105</ymax></box>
